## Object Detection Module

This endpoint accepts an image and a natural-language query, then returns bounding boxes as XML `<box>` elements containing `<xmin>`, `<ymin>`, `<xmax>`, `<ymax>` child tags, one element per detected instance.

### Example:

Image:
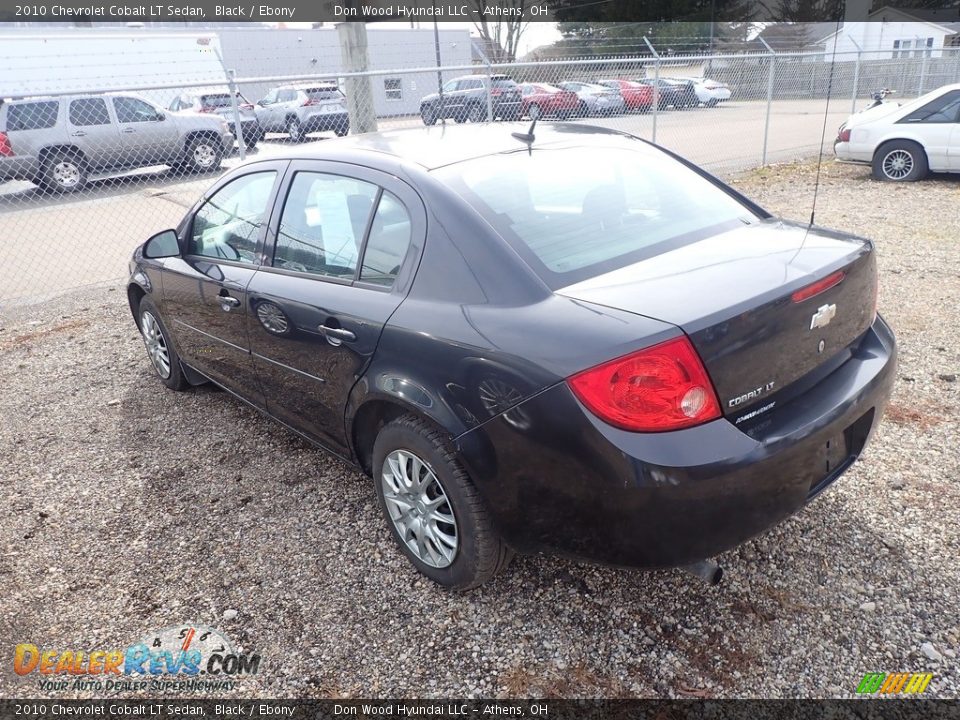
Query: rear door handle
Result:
<box><xmin>71</xmin><ymin>131</ymin><xmax>87</xmax><ymax>137</ymax></box>
<box><xmin>318</xmin><ymin>324</ymin><xmax>356</xmax><ymax>344</ymax></box>
<box><xmin>122</xmin><ymin>127</ymin><xmax>136</xmax><ymax>134</ymax></box>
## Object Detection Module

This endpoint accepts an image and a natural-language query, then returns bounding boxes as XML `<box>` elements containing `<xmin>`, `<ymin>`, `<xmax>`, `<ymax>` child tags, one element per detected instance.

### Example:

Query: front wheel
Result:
<box><xmin>373</xmin><ymin>415</ymin><xmax>513</xmax><ymax>590</ymax></box>
<box><xmin>468</xmin><ymin>103</ymin><xmax>485</xmax><ymax>122</ymax></box>
<box><xmin>527</xmin><ymin>103</ymin><xmax>542</xmax><ymax>120</ymax></box>
<box><xmin>137</xmin><ymin>296</ymin><xmax>189</xmax><ymax>391</ymax></box>
<box><xmin>41</xmin><ymin>152</ymin><xmax>87</xmax><ymax>193</ymax></box>
<box><xmin>873</xmin><ymin>140</ymin><xmax>928</xmax><ymax>182</ymax></box>
<box><xmin>421</xmin><ymin>105</ymin><xmax>437</xmax><ymax>126</ymax></box>
<box><xmin>287</xmin><ymin>117</ymin><xmax>304</xmax><ymax>142</ymax></box>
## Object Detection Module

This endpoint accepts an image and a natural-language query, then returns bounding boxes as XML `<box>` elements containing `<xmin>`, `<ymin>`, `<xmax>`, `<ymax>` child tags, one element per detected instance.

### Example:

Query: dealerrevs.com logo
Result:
<box><xmin>856</xmin><ymin>672</ymin><xmax>934</xmax><ymax>695</ymax></box>
<box><xmin>14</xmin><ymin>624</ymin><xmax>261</xmax><ymax>693</ymax></box>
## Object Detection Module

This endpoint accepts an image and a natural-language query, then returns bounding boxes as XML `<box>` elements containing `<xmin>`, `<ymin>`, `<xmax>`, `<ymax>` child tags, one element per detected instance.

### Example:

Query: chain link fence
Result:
<box><xmin>2</xmin><ymin>29</ymin><xmax>959</xmax><ymax>309</ymax></box>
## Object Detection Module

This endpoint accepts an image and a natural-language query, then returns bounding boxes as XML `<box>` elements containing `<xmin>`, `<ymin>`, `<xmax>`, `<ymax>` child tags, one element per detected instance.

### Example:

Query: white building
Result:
<box><xmin>813</xmin><ymin>7</ymin><xmax>960</xmax><ymax>61</ymax></box>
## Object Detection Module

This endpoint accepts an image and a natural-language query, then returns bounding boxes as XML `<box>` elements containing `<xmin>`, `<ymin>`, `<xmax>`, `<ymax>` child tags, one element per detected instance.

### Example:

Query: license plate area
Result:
<box><xmin>807</xmin><ymin>408</ymin><xmax>875</xmax><ymax>499</ymax></box>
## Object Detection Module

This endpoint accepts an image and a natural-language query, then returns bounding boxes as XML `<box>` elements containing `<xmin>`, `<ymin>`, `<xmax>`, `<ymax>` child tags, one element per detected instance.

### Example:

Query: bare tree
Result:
<box><xmin>470</xmin><ymin>0</ymin><xmax>533</xmax><ymax>62</ymax></box>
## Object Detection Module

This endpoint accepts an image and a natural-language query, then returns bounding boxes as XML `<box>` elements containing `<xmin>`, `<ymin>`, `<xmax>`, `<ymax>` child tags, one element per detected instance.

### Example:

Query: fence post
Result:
<box><xmin>485</xmin><ymin>61</ymin><xmax>494</xmax><ymax>122</ymax></box>
<box><xmin>759</xmin><ymin>38</ymin><xmax>777</xmax><ymax>166</ymax></box>
<box><xmin>955</xmin><ymin>47</ymin><xmax>960</xmax><ymax>83</ymax></box>
<box><xmin>919</xmin><ymin>52</ymin><xmax>927</xmax><ymax>96</ymax></box>
<box><xmin>643</xmin><ymin>37</ymin><xmax>659</xmax><ymax>144</ymax></box>
<box><xmin>849</xmin><ymin>37</ymin><xmax>862</xmax><ymax>114</ymax></box>
<box><xmin>213</xmin><ymin>45</ymin><xmax>245</xmax><ymax>162</ymax></box>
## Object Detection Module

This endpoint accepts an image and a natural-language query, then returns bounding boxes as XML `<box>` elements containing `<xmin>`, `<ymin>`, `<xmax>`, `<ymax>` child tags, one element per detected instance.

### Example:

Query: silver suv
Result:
<box><xmin>254</xmin><ymin>83</ymin><xmax>349</xmax><ymax>142</ymax></box>
<box><xmin>0</xmin><ymin>93</ymin><xmax>232</xmax><ymax>192</ymax></box>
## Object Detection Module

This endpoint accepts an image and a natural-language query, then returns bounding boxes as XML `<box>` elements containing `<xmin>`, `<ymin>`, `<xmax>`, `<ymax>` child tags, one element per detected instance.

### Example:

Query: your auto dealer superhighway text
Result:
<box><xmin>43</xmin><ymin>4</ymin><xmax>295</xmax><ymax>19</ymax></box>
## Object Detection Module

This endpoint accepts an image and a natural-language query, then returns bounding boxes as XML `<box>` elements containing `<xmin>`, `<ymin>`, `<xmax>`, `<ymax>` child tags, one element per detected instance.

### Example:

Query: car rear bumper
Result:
<box><xmin>456</xmin><ymin>315</ymin><xmax>897</xmax><ymax>568</ymax></box>
<box><xmin>302</xmin><ymin>111</ymin><xmax>349</xmax><ymax>132</ymax></box>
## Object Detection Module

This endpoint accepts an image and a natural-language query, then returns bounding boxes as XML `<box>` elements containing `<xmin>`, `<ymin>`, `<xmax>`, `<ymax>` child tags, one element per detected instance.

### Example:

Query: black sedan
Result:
<box><xmin>128</xmin><ymin>123</ymin><xmax>896</xmax><ymax>590</ymax></box>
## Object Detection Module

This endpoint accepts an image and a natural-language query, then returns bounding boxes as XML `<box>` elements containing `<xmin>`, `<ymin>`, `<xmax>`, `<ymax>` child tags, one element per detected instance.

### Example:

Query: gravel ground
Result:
<box><xmin>1</xmin><ymin>160</ymin><xmax>958</xmax><ymax>700</ymax></box>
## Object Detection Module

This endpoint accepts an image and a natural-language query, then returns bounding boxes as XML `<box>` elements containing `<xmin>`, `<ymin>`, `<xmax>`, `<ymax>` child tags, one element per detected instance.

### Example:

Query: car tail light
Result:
<box><xmin>199</xmin><ymin>105</ymin><xmax>215</xmax><ymax>113</ymax></box>
<box><xmin>791</xmin><ymin>270</ymin><xmax>845</xmax><ymax>303</ymax></box>
<box><xmin>240</xmin><ymin>103</ymin><xmax>254</xmax><ymax>110</ymax></box>
<box><xmin>567</xmin><ymin>336</ymin><xmax>721</xmax><ymax>432</ymax></box>
<box><xmin>303</xmin><ymin>98</ymin><xmax>321</xmax><ymax>106</ymax></box>
<box><xmin>491</xmin><ymin>88</ymin><xmax>502</xmax><ymax>96</ymax></box>
<box><xmin>0</xmin><ymin>132</ymin><xmax>13</xmax><ymax>157</ymax></box>
<box><xmin>838</xmin><ymin>127</ymin><xmax>851</xmax><ymax>142</ymax></box>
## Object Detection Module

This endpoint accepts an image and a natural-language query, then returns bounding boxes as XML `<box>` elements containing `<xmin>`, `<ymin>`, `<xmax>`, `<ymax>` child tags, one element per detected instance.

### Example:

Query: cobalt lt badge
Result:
<box><xmin>809</xmin><ymin>303</ymin><xmax>837</xmax><ymax>330</ymax></box>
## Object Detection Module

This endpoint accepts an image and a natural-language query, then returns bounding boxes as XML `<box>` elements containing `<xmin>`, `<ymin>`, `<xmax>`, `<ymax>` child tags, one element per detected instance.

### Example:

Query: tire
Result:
<box><xmin>286</xmin><ymin>116</ymin><xmax>304</xmax><ymax>142</ymax></box>
<box><xmin>186</xmin><ymin>136</ymin><xmax>224</xmax><ymax>172</ymax></box>
<box><xmin>578</xmin><ymin>100</ymin><xmax>589</xmax><ymax>118</ymax></box>
<box><xmin>334</xmin><ymin>122</ymin><xmax>349</xmax><ymax>137</ymax></box>
<box><xmin>40</xmin><ymin>151</ymin><xmax>87</xmax><ymax>193</ymax></box>
<box><xmin>528</xmin><ymin>103</ymin><xmax>542</xmax><ymax>120</ymax></box>
<box><xmin>420</xmin><ymin>105</ymin><xmax>437</xmax><ymax>126</ymax></box>
<box><xmin>872</xmin><ymin>140</ymin><xmax>928</xmax><ymax>182</ymax></box>
<box><xmin>137</xmin><ymin>296</ymin><xmax>189</xmax><ymax>391</ymax></box>
<box><xmin>373</xmin><ymin>414</ymin><xmax>513</xmax><ymax>590</ymax></box>
<box><xmin>706</xmin><ymin>99</ymin><xmax>719</xmax><ymax>108</ymax></box>
<box><xmin>469</xmin><ymin>103</ymin><xmax>487</xmax><ymax>122</ymax></box>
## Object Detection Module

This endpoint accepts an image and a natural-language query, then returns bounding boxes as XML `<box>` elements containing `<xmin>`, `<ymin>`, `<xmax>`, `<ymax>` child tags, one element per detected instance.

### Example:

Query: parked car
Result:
<box><xmin>518</xmin><ymin>83</ymin><xmax>579</xmax><ymax>120</ymax></box>
<box><xmin>255</xmin><ymin>83</ymin><xmax>349</xmax><ymax>142</ymax></box>
<box><xmin>597</xmin><ymin>79</ymin><xmax>654</xmax><ymax>111</ymax></box>
<box><xmin>834</xmin><ymin>83</ymin><xmax>960</xmax><ymax>181</ymax></box>
<box><xmin>169</xmin><ymin>89</ymin><xmax>263</xmax><ymax>149</ymax></box>
<box><xmin>637</xmin><ymin>78</ymin><xmax>693</xmax><ymax>109</ymax></box>
<box><xmin>419</xmin><ymin>74</ymin><xmax>522</xmax><ymax>125</ymax></box>
<box><xmin>680</xmin><ymin>77</ymin><xmax>732</xmax><ymax>107</ymax></box>
<box><xmin>665</xmin><ymin>79</ymin><xmax>701</xmax><ymax>108</ymax></box>
<box><xmin>127</xmin><ymin>123</ymin><xmax>896</xmax><ymax>590</ymax></box>
<box><xmin>0</xmin><ymin>93</ymin><xmax>231</xmax><ymax>192</ymax></box>
<box><xmin>557</xmin><ymin>82</ymin><xmax>626</xmax><ymax>116</ymax></box>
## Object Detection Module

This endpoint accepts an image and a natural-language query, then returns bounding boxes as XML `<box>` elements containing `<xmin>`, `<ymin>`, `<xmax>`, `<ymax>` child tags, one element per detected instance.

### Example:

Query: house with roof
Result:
<box><xmin>810</xmin><ymin>7</ymin><xmax>960</xmax><ymax>60</ymax></box>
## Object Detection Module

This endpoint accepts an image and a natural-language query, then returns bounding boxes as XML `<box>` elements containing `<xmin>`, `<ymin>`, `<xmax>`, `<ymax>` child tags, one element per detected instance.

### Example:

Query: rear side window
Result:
<box><xmin>69</xmin><ymin>98</ymin><xmax>110</xmax><ymax>127</ymax></box>
<box><xmin>437</xmin><ymin>145</ymin><xmax>757</xmax><ymax>288</ymax></box>
<box><xmin>306</xmin><ymin>87</ymin><xmax>343</xmax><ymax>101</ymax></box>
<box><xmin>273</xmin><ymin>172</ymin><xmax>379</xmax><ymax>279</ymax></box>
<box><xmin>360</xmin><ymin>192</ymin><xmax>412</xmax><ymax>287</ymax></box>
<box><xmin>7</xmin><ymin>101</ymin><xmax>59</xmax><ymax>131</ymax></box>
<box><xmin>492</xmin><ymin>78</ymin><xmax>517</xmax><ymax>89</ymax></box>
<box><xmin>200</xmin><ymin>94</ymin><xmax>233</xmax><ymax>109</ymax></box>
<box><xmin>901</xmin><ymin>90</ymin><xmax>960</xmax><ymax>123</ymax></box>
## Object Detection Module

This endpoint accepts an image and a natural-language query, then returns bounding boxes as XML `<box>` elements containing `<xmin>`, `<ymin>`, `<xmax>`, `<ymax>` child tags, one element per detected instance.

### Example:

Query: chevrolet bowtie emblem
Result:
<box><xmin>810</xmin><ymin>303</ymin><xmax>837</xmax><ymax>330</ymax></box>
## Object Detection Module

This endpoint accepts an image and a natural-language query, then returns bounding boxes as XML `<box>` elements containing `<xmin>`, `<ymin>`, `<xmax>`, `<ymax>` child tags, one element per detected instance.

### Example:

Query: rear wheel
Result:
<box><xmin>137</xmin><ymin>296</ymin><xmax>189</xmax><ymax>391</ymax></box>
<box><xmin>528</xmin><ymin>103</ymin><xmax>542</xmax><ymax>120</ymax></box>
<box><xmin>873</xmin><ymin>140</ymin><xmax>928</xmax><ymax>182</ymax></box>
<box><xmin>373</xmin><ymin>415</ymin><xmax>512</xmax><ymax>590</ymax></box>
<box><xmin>186</xmin><ymin>136</ymin><xmax>224</xmax><ymax>172</ymax></box>
<box><xmin>468</xmin><ymin>103</ymin><xmax>485</xmax><ymax>122</ymax></box>
<box><xmin>40</xmin><ymin>151</ymin><xmax>87</xmax><ymax>193</ymax></box>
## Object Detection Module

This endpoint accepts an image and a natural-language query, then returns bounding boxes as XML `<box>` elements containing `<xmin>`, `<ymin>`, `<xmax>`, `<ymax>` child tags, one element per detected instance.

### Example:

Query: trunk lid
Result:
<box><xmin>557</xmin><ymin>219</ymin><xmax>877</xmax><ymax>417</ymax></box>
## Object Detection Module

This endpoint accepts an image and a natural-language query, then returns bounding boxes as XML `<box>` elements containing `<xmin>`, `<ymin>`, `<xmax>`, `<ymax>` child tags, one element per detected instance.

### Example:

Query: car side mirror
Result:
<box><xmin>156</xmin><ymin>112</ymin><xmax>165</xmax><ymax>121</ymax></box>
<box><xmin>143</xmin><ymin>229</ymin><xmax>180</xmax><ymax>259</ymax></box>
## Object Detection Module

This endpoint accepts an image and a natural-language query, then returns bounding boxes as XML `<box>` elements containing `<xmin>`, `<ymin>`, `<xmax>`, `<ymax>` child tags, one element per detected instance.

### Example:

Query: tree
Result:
<box><xmin>469</xmin><ymin>0</ymin><xmax>533</xmax><ymax>62</ymax></box>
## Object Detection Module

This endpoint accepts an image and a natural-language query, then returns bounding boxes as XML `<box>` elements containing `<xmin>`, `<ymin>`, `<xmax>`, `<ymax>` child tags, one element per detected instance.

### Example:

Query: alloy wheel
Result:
<box><xmin>193</xmin><ymin>143</ymin><xmax>216</xmax><ymax>169</ymax></box>
<box><xmin>140</xmin><ymin>310</ymin><xmax>171</xmax><ymax>379</ymax></box>
<box><xmin>882</xmin><ymin>149</ymin><xmax>913</xmax><ymax>180</ymax></box>
<box><xmin>380</xmin><ymin>449</ymin><xmax>458</xmax><ymax>568</ymax></box>
<box><xmin>52</xmin><ymin>161</ymin><xmax>81</xmax><ymax>189</ymax></box>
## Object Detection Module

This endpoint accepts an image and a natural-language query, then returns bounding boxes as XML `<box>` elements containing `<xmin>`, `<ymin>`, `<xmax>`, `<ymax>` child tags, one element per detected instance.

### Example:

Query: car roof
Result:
<box><xmin>276</xmin><ymin>122</ymin><xmax>653</xmax><ymax>171</ymax></box>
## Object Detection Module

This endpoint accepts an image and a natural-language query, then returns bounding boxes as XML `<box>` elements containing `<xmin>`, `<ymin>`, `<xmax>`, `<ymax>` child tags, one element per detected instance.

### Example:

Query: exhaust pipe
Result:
<box><xmin>683</xmin><ymin>559</ymin><xmax>723</xmax><ymax>586</ymax></box>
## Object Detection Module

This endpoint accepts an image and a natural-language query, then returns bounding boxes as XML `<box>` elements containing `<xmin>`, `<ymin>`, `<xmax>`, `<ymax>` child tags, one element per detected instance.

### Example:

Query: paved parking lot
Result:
<box><xmin>1</xmin><ymin>160</ymin><xmax>957</xmax><ymax>699</ymax></box>
<box><xmin>0</xmin><ymin>99</ymin><xmax>851</xmax><ymax>307</ymax></box>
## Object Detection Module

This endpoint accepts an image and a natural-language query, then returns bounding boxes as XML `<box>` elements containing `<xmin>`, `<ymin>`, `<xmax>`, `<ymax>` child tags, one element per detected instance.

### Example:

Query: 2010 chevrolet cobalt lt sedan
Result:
<box><xmin>128</xmin><ymin>123</ymin><xmax>896</xmax><ymax>589</ymax></box>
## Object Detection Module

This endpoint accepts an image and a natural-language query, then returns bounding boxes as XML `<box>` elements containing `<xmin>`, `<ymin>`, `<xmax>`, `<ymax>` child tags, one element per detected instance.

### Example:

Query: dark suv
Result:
<box><xmin>419</xmin><ymin>74</ymin><xmax>522</xmax><ymax>125</ymax></box>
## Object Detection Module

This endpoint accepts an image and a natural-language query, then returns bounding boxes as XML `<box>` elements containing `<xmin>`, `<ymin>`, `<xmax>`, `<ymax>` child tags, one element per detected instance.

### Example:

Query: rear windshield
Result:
<box><xmin>306</xmin><ymin>87</ymin><xmax>343</xmax><ymax>100</ymax></box>
<box><xmin>491</xmin><ymin>78</ymin><xmax>517</xmax><ymax>89</ymax></box>
<box><xmin>436</xmin><ymin>145</ymin><xmax>758</xmax><ymax>288</ymax></box>
<box><xmin>200</xmin><ymin>93</ymin><xmax>244</xmax><ymax>108</ymax></box>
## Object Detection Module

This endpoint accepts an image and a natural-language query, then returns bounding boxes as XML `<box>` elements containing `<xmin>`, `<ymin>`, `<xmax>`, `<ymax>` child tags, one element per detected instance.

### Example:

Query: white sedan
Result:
<box><xmin>834</xmin><ymin>83</ymin><xmax>960</xmax><ymax>181</ymax></box>
<box><xmin>679</xmin><ymin>77</ymin><xmax>732</xmax><ymax>107</ymax></box>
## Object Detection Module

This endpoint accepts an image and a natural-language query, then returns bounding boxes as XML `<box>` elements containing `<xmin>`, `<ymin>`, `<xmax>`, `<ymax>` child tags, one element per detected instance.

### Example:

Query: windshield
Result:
<box><xmin>436</xmin><ymin>145</ymin><xmax>759</xmax><ymax>288</ymax></box>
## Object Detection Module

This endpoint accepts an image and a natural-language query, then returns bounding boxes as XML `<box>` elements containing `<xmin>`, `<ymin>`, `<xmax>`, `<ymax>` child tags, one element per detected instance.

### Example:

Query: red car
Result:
<box><xmin>519</xmin><ymin>83</ymin><xmax>580</xmax><ymax>119</ymax></box>
<box><xmin>598</xmin><ymin>79</ymin><xmax>654</xmax><ymax>111</ymax></box>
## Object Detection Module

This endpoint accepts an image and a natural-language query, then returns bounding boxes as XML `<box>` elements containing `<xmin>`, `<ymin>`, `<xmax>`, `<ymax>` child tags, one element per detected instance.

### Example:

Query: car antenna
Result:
<box><xmin>807</xmin><ymin>16</ymin><xmax>842</xmax><ymax>228</ymax></box>
<box><xmin>511</xmin><ymin>118</ymin><xmax>538</xmax><ymax>152</ymax></box>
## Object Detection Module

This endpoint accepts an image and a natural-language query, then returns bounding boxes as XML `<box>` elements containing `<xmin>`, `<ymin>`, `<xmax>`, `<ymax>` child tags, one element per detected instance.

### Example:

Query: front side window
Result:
<box><xmin>278</xmin><ymin>89</ymin><xmax>297</xmax><ymax>102</ymax></box>
<box><xmin>7</xmin><ymin>101</ymin><xmax>59</xmax><ymax>131</ymax></box>
<box><xmin>113</xmin><ymin>97</ymin><xmax>162</xmax><ymax>123</ymax></box>
<box><xmin>442</xmin><ymin>80</ymin><xmax>459</xmax><ymax>93</ymax></box>
<box><xmin>437</xmin><ymin>145</ymin><xmax>757</xmax><ymax>288</ymax></box>
<box><xmin>274</xmin><ymin>172</ymin><xmax>379</xmax><ymax>279</ymax></box>
<box><xmin>189</xmin><ymin>171</ymin><xmax>277</xmax><ymax>264</ymax></box>
<box><xmin>69</xmin><ymin>98</ymin><xmax>110</xmax><ymax>127</ymax></box>
<box><xmin>261</xmin><ymin>90</ymin><xmax>278</xmax><ymax>105</ymax></box>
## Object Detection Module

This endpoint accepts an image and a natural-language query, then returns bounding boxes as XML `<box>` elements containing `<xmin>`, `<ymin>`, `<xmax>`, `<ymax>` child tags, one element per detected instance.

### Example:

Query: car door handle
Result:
<box><xmin>122</xmin><ymin>127</ymin><xmax>136</xmax><ymax>133</ymax></box>
<box><xmin>318</xmin><ymin>324</ymin><xmax>356</xmax><ymax>343</ymax></box>
<box><xmin>216</xmin><ymin>294</ymin><xmax>241</xmax><ymax>310</ymax></box>
<box><xmin>71</xmin><ymin>131</ymin><xmax>87</xmax><ymax>137</ymax></box>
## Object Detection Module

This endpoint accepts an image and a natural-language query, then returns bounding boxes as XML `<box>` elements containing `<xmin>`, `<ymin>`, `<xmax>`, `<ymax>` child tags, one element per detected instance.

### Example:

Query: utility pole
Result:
<box><xmin>336</xmin><ymin>20</ymin><xmax>378</xmax><ymax>134</ymax></box>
